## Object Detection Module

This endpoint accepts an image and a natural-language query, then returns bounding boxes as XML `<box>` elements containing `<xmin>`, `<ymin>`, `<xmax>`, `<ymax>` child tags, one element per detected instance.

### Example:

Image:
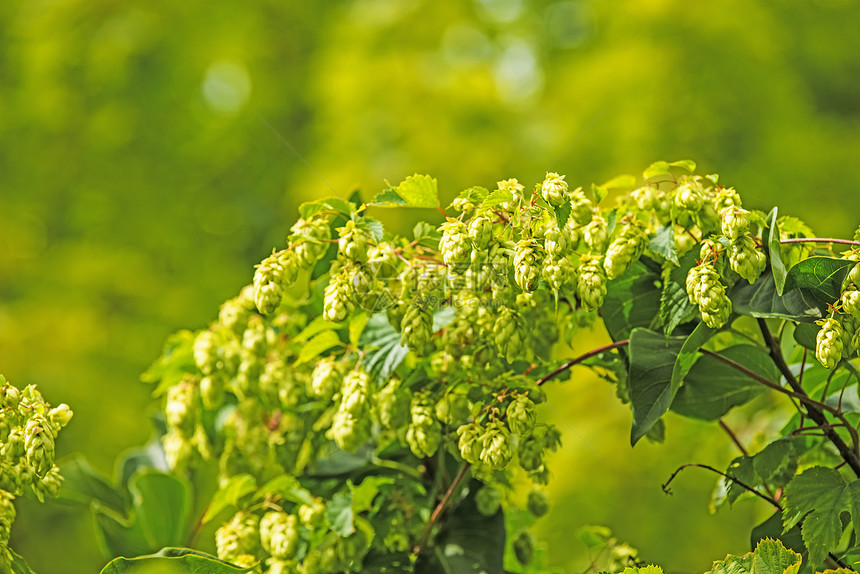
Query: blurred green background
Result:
<box><xmin>2</xmin><ymin>0</ymin><xmax>859</xmax><ymax>572</ymax></box>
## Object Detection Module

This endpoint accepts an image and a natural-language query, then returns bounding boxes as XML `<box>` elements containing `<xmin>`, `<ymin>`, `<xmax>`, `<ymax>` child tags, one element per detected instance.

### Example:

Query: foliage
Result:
<box><xmin>5</xmin><ymin>162</ymin><xmax>854</xmax><ymax>573</ymax></box>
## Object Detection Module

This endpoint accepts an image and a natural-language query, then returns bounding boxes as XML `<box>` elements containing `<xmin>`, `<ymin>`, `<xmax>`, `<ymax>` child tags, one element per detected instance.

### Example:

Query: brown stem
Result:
<box><xmin>757</xmin><ymin>318</ymin><xmax>860</xmax><ymax>478</ymax></box>
<box><xmin>779</xmin><ymin>237</ymin><xmax>860</xmax><ymax>247</ymax></box>
<box><xmin>718</xmin><ymin>419</ymin><xmax>748</xmax><ymax>456</ymax></box>
<box><xmin>662</xmin><ymin>463</ymin><xmax>780</xmax><ymax>509</ymax></box>
<box><xmin>536</xmin><ymin>340</ymin><xmax>630</xmax><ymax>386</ymax></box>
<box><xmin>412</xmin><ymin>462</ymin><xmax>471</xmax><ymax>557</ymax></box>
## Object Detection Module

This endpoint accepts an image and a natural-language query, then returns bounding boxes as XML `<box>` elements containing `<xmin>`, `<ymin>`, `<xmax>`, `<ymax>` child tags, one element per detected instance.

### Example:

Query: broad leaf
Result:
<box><xmin>649</xmin><ymin>224</ymin><xmax>679</xmax><ymax>265</ymax></box>
<box><xmin>299</xmin><ymin>196</ymin><xmax>355</xmax><ymax>219</ymax></box>
<box><xmin>669</xmin><ymin>322</ymin><xmax>716</xmax><ymax>409</ymax></box>
<box><xmin>622</xmin><ymin>567</ymin><xmax>663</xmax><ymax>574</ymax></box>
<box><xmin>140</xmin><ymin>330</ymin><xmax>197</xmax><ymax>397</ymax></box>
<box><xmin>9</xmin><ymin>550</ymin><xmax>37</xmax><ymax>574</ymax></box>
<box><xmin>372</xmin><ymin>174</ymin><xmax>438</xmax><ymax>208</ymax></box>
<box><xmin>369</xmin><ymin>188</ymin><xmax>408</xmax><ymax>207</ymax></box>
<box><xmin>100</xmin><ymin>548</ymin><xmax>254</xmax><ymax>573</ymax></box>
<box><xmin>705</xmin><ymin>538</ymin><xmax>801</xmax><ymax>574</ymax></box>
<box><xmin>730</xmin><ymin>269</ymin><xmax>822</xmax><ymax>322</ymax></box>
<box><xmin>793</xmin><ymin>322</ymin><xmax>819</xmax><ymax>351</ymax></box>
<box><xmin>326</xmin><ymin>489</ymin><xmax>355</xmax><ymax>537</ymax></box>
<box><xmin>643</xmin><ymin>161</ymin><xmax>671</xmax><ymax>179</ymax></box>
<box><xmin>672</xmin><ymin>344</ymin><xmax>770</xmax><ymax>420</ymax></box>
<box><xmin>554</xmin><ymin>201</ymin><xmax>571</xmax><ymax>229</ymax></box>
<box><xmin>782</xmin><ymin>467</ymin><xmax>860</xmax><ymax>566</ymax></box>
<box><xmin>669</xmin><ymin>159</ymin><xmax>697</xmax><ymax>172</ymax></box>
<box><xmin>202</xmin><ymin>474</ymin><xmax>257</xmax><ymax>524</ymax></box>
<box><xmin>628</xmin><ymin>328</ymin><xmax>687</xmax><ymax>445</ymax></box>
<box><xmin>415</xmin><ymin>480</ymin><xmax>506</xmax><ymax>574</ymax></box>
<box><xmin>294</xmin><ymin>315</ymin><xmax>338</xmax><ymax>343</ymax></box>
<box><xmin>359</xmin><ymin>313</ymin><xmax>409</xmax><ymax>381</ymax></box>
<box><xmin>603</xmin><ymin>260</ymin><xmax>662</xmax><ymax>342</ymax></box>
<box><xmin>355</xmin><ymin>216</ymin><xmax>384</xmax><ymax>242</ymax></box>
<box><xmin>130</xmin><ymin>471</ymin><xmax>193</xmax><ymax>551</ymax></box>
<box><xmin>448</xmin><ymin>186</ymin><xmax>489</xmax><ymax>211</ymax></box>
<box><xmin>57</xmin><ymin>454</ymin><xmax>128</xmax><ymax>514</ymax></box>
<box><xmin>296</xmin><ymin>330</ymin><xmax>342</xmax><ymax>365</ymax></box>
<box><xmin>783</xmin><ymin>257</ymin><xmax>857</xmax><ymax>305</ymax></box>
<box><xmin>767</xmin><ymin>207</ymin><xmax>788</xmax><ymax>296</ymax></box>
<box><xmin>659</xmin><ymin>248</ymin><xmax>700</xmax><ymax>336</ymax></box>
<box><xmin>751</xmin><ymin>512</ymin><xmax>805</xmax><ymax>562</ymax></box>
<box><xmin>481</xmin><ymin>189</ymin><xmax>514</xmax><ymax>210</ymax></box>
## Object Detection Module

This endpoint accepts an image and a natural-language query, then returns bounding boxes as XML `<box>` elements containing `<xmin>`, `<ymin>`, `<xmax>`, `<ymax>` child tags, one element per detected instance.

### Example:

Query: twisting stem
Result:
<box><xmin>536</xmin><ymin>340</ymin><xmax>630</xmax><ymax>386</ymax></box>
<box><xmin>412</xmin><ymin>462</ymin><xmax>471</xmax><ymax>557</ymax></box>
<box><xmin>757</xmin><ymin>318</ymin><xmax>860</xmax><ymax>478</ymax></box>
<box><xmin>779</xmin><ymin>237</ymin><xmax>860</xmax><ymax>247</ymax></box>
<box><xmin>718</xmin><ymin>419</ymin><xmax>748</xmax><ymax>456</ymax></box>
<box><xmin>662</xmin><ymin>463</ymin><xmax>780</xmax><ymax>509</ymax></box>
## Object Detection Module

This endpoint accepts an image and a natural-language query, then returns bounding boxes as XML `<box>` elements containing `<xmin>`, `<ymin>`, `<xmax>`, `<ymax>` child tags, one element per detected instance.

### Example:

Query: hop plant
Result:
<box><xmin>479</xmin><ymin>418</ymin><xmax>513</xmax><ymax>470</ymax></box>
<box><xmin>721</xmin><ymin>206</ymin><xmax>750</xmax><ymax>240</ymax></box>
<box><xmin>439</xmin><ymin>219</ymin><xmax>472</xmax><ymax>273</ymax></box>
<box><xmin>816</xmin><ymin>317</ymin><xmax>844</xmax><ymax>369</ymax></box>
<box><xmin>215</xmin><ymin>511</ymin><xmax>261</xmax><ymax>564</ymax></box>
<box><xmin>457</xmin><ymin>423</ymin><xmax>483</xmax><ymax>464</ymax></box>
<box><xmin>260</xmin><ymin>511</ymin><xmax>300</xmax><ymax>560</ymax></box>
<box><xmin>506</xmin><ymin>395</ymin><xmax>536</xmax><ymax>436</ymax></box>
<box><xmin>400</xmin><ymin>302</ymin><xmax>434</xmax><ymax>354</ymax></box>
<box><xmin>291</xmin><ymin>217</ymin><xmax>332</xmax><ymax>268</ymax></box>
<box><xmin>603</xmin><ymin>221</ymin><xmax>646</xmax><ymax>280</ymax></box>
<box><xmin>475</xmin><ymin>485</ymin><xmax>501</xmax><ymax>516</ymax></box>
<box><xmin>843</xmin><ymin>289</ymin><xmax>860</xmax><ymax>319</ymax></box>
<box><xmin>542</xmin><ymin>255</ymin><xmax>576</xmax><ymax>293</ymax></box>
<box><xmin>376</xmin><ymin>378</ymin><xmax>411</xmax><ymax>430</ymax></box>
<box><xmin>527</xmin><ymin>489</ymin><xmax>550</xmax><ymax>518</ymax></box>
<box><xmin>323</xmin><ymin>269</ymin><xmax>355</xmax><ymax>322</ymax></box>
<box><xmin>543</xmin><ymin>222</ymin><xmax>571</xmax><ymax>257</ymax></box>
<box><xmin>577</xmin><ymin>253</ymin><xmax>607</xmax><ymax>310</ymax></box>
<box><xmin>514</xmin><ymin>531</ymin><xmax>535</xmax><ymax>565</ymax></box>
<box><xmin>569</xmin><ymin>187</ymin><xmax>594</xmax><ymax>227</ymax></box>
<box><xmin>405</xmin><ymin>392</ymin><xmax>442</xmax><ymax>458</ymax></box>
<box><xmin>727</xmin><ymin>235</ymin><xmax>766</xmax><ymax>284</ymax></box>
<box><xmin>253</xmin><ymin>249</ymin><xmax>299</xmax><ymax>315</ymax></box>
<box><xmin>541</xmin><ymin>172</ymin><xmax>569</xmax><ymax>207</ymax></box>
<box><xmin>583</xmin><ymin>211</ymin><xmax>608</xmax><ymax>252</ymax></box>
<box><xmin>674</xmin><ymin>180</ymin><xmax>705</xmax><ymax>212</ymax></box>
<box><xmin>513</xmin><ymin>238</ymin><xmax>544</xmax><ymax>292</ymax></box>
<box><xmin>493</xmin><ymin>307</ymin><xmax>527</xmax><ymax>363</ymax></box>
<box><xmin>337</xmin><ymin>219</ymin><xmax>368</xmax><ymax>263</ymax></box>
<box><xmin>468</xmin><ymin>215</ymin><xmax>494</xmax><ymax>249</ymax></box>
<box><xmin>686</xmin><ymin>262</ymin><xmax>732</xmax><ymax>328</ymax></box>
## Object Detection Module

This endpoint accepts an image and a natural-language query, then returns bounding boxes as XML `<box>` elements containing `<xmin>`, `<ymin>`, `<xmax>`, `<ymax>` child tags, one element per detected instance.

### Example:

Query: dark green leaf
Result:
<box><xmin>308</xmin><ymin>442</ymin><xmax>374</xmax><ymax>477</ymax></box>
<box><xmin>415</xmin><ymin>480</ymin><xmax>506</xmax><ymax>574</ymax></box>
<box><xmin>767</xmin><ymin>207</ymin><xmax>789</xmax><ymax>296</ymax></box>
<box><xmin>783</xmin><ymin>257</ymin><xmax>857</xmax><ymax>305</ymax></box>
<box><xmin>705</xmin><ymin>538</ymin><xmax>801</xmax><ymax>574</ymax></box>
<box><xmin>57</xmin><ymin>454</ymin><xmax>128</xmax><ymax>514</ymax></box>
<box><xmin>628</xmin><ymin>328</ymin><xmax>687</xmax><ymax>445</ymax></box>
<box><xmin>130</xmin><ymin>471</ymin><xmax>193</xmax><ymax>550</ymax></box>
<box><xmin>257</xmin><ymin>475</ymin><xmax>315</xmax><ymax>506</ymax></box>
<box><xmin>730</xmin><ymin>269</ymin><xmax>823</xmax><ymax>322</ymax></box>
<box><xmin>649</xmin><ymin>224</ymin><xmax>679</xmax><ymax>265</ymax></box>
<box><xmin>603</xmin><ymin>260</ymin><xmax>662</xmax><ymax>342</ymax></box>
<box><xmin>721</xmin><ymin>455</ymin><xmax>757</xmax><ymax>507</ymax></box>
<box><xmin>100</xmin><ymin>548</ymin><xmax>254</xmax><ymax>573</ymax></box>
<box><xmin>659</xmin><ymin>248</ymin><xmax>700</xmax><ymax>336</ymax></box>
<box><xmin>202</xmin><ymin>474</ymin><xmax>256</xmax><ymax>524</ymax></box>
<box><xmin>669</xmin><ymin>322</ymin><xmax>716</xmax><ymax>408</ymax></box>
<box><xmin>361</xmin><ymin>552</ymin><xmax>414</xmax><ymax>574</ymax></box>
<box><xmin>359</xmin><ymin>313</ymin><xmax>409</xmax><ymax>381</ymax></box>
<box><xmin>753</xmin><ymin>439</ymin><xmax>798</xmax><ymax>486</ymax></box>
<box><xmin>782</xmin><ymin>467</ymin><xmax>856</xmax><ymax>566</ymax></box>
<box><xmin>9</xmin><ymin>550</ymin><xmax>37</xmax><ymax>574</ymax></box>
<box><xmin>672</xmin><ymin>345</ymin><xmax>771</xmax><ymax>420</ymax></box>
<box><xmin>793</xmin><ymin>322</ymin><xmax>819</xmax><ymax>351</ymax></box>
<box><xmin>554</xmin><ymin>201</ymin><xmax>571</xmax><ymax>229</ymax></box>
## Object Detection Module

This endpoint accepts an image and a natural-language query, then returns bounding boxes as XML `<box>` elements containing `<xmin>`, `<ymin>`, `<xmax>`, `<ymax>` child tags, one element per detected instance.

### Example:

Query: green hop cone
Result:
<box><xmin>400</xmin><ymin>303</ymin><xmax>434</xmax><ymax>354</ymax></box>
<box><xmin>434</xmin><ymin>391</ymin><xmax>471</xmax><ymax>425</ymax></box>
<box><xmin>842</xmin><ymin>289</ymin><xmax>860</xmax><ymax>319</ymax></box>
<box><xmin>583</xmin><ymin>211</ymin><xmax>608</xmax><ymax>252</ymax></box>
<box><xmin>631</xmin><ymin>186</ymin><xmax>658</xmax><ymax>211</ymax></box>
<box><xmin>329</xmin><ymin>369</ymin><xmax>372</xmax><ymax>451</ymax></box>
<box><xmin>439</xmin><ymin>219</ymin><xmax>472</xmax><ymax>272</ymax></box>
<box><xmin>337</xmin><ymin>220</ymin><xmax>368</xmax><ymax>263</ymax></box>
<box><xmin>23</xmin><ymin>417</ymin><xmax>55</xmax><ymax>478</ymax></box>
<box><xmin>569</xmin><ymin>187</ymin><xmax>594</xmax><ymax>226</ymax></box>
<box><xmin>543</xmin><ymin>223</ymin><xmax>571</xmax><ymax>257</ymax></box>
<box><xmin>405</xmin><ymin>392</ymin><xmax>442</xmax><ymax>458</ymax></box>
<box><xmin>162</xmin><ymin>429</ymin><xmax>194</xmax><ymax>472</ymax></box>
<box><xmin>0</xmin><ymin>491</ymin><xmax>15</xmax><ymax>559</ymax></box>
<box><xmin>291</xmin><ymin>217</ymin><xmax>331</xmax><ymax>268</ymax></box>
<box><xmin>165</xmin><ymin>381</ymin><xmax>197</xmax><ymax>434</ymax></box>
<box><xmin>715</xmin><ymin>186</ymin><xmax>742</xmax><ymax>213</ymax></box>
<box><xmin>260</xmin><ymin>511</ymin><xmax>300</xmax><ymax>560</ymax></box>
<box><xmin>577</xmin><ymin>253</ymin><xmax>607</xmax><ymax>310</ymax></box>
<box><xmin>727</xmin><ymin>235</ymin><xmax>766</xmax><ymax>284</ymax></box>
<box><xmin>475</xmin><ymin>485</ymin><xmax>501</xmax><ymax>516</ymax></box>
<box><xmin>493</xmin><ymin>307</ymin><xmax>527</xmax><ymax>363</ymax></box>
<box><xmin>513</xmin><ymin>238</ymin><xmax>544</xmax><ymax>292</ymax></box>
<box><xmin>479</xmin><ymin>419</ymin><xmax>513</xmax><ymax>470</ymax></box>
<box><xmin>498</xmin><ymin>178</ymin><xmax>525</xmax><ymax>213</ymax></box>
<box><xmin>816</xmin><ymin>317</ymin><xmax>844</xmax><ymax>370</ymax></box>
<box><xmin>686</xmin><ymin>262</ymin><xmax>732</xmax><ymax>328</ymax></box>
<box><xmin>468</xmin><ymin>215</ymin><xmax>494</xmax><ymax>249</ymax></box>
<box><xmin>200</xmin><ymin>374</ymin><xmax>226</xmax><ymax>409</ymax></box>
<box><xmin>376</xmin><ymin>378</ymin><xmax>411</xmax><ymax>430</ymax></box>
<box><xmin>527</xmin><ymin>489</ymin><xmax>550</xmax><ymax>518</ymax></box>
<box><xmin>603</xmin><ymin>222</ymin><xmax>646</xmax><ymax>280</ymax></box>
<box><xmin>542</xmin><ymin>255</ymin><xmax>576</xmax><ymax>293</ymax></box>
<box><xmin>541</xmin><ymin>172</ymin><xmax>569</xmax><ymax>207</ymax></box>
<box><xmin>298</xmin><ymin>498</ymin><xmax>326</xmax><ymax>528</ymax></box>
<box><xmin>720</xmin><ymin>206</ymin><xmax>750</xmax><ymax>240</ymax></box>
<box><xmin>253</xmin><ymin>249</ymin><xmax>299</xmax><ymax>315</ymax></box>
<box><xmin>506</xmin><ymin>395</ymin><xmax>536</xmax><ymax>436</ymax></box>
<box><xmin>514</xmin><ymin>531</ymin><xmax>535</xmax><ymax>565</ymax></box>
<box><xmin>215</xmin><ymin>510</ymin><xmax>261</xmax><ymax>563</ymax></box>
<box><xmin>323</xmin><ymin>269</ymin><xmax>355</xmax><ymax>323</ymax></box>
<box><xmin>457</xmin><ymin>423</ymin><xmax>483</xmax><ymax>464</ymax></box>
<box><xmin>674</xmin><ymin>181</ymin><xmax>705</xmax><ymax>212</ymax></box>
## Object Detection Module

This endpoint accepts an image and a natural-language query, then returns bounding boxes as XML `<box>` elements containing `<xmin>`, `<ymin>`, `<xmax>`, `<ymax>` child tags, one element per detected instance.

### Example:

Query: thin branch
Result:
<box><xmin>779</xmin><ymin>237</ymin><xmax>860</xmax><ymax>247</ymax></box>
<box><xmin>757</xmin><ymin>318</ymin><xmax>860</xmax><ymax>478</ymax></box>
<box><xmin>662</xmin><ymin>463</ymin><xmax>780</xmax><ymax>509</ymax></box>
<box><xmin>536</xmin><ymin>340</ymin><xmax>630</xmax><ymax>386</ymax></box>
<box><xmin>412</xmin><ymin>462</ymin><xmax>470</xmax><ymax>557</ymax></box>
<box><xmin>718</xmin><ymin>419</ymin><xmax>748</xmax><ymax>456</ymax></box>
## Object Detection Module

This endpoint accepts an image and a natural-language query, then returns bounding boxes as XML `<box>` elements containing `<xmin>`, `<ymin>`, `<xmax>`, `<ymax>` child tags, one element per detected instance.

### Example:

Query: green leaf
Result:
<box><xmin>359</xmin><ymin>313</ymin><xmax>409</xmax><ymax>381</ymax></box>
<box><xmin>628</xmin><ymin>328</ymin><xmax>687</xmax><ymax>445</ymax></box>
<box><xmin>659</xmin><ymin>248</ymin><xmax>700</xmax><ymax>336</ymax></box>
<box><xmin>751</xmin><ymin>512</ymin><xmax>806</xmax><ymax>562</ymax></box>
<box><xmin>672</xmin><ymin>345</ymin><xmax>770</xmax><ymax>420</ymax></box>
<box><xmin>415</xmin><ymin>480</ymin><xmax>506</xmax><ymax>574</ymax></box>
<box><xmin>413</xmin><ymin>221</ymin><xmax>442</xmax><ymax>248</ymax></box>
<box><xmin>9</xmin><ymin>550</ymin><xmax>37</xmax><ymax>574</ymax></box>
<box><xmin>299</xmin><ymin>196</ymin><xmax>355</xmax><ymax>219</ymax></box>
<box><xmin>767</xmin><ymin>207</ymin><xmax>789</xmax><ymax>296</ymax></box>
<box><xmin>100</xmin><ymin>548</ymin><xmax>254</xmax><ymax>573</ymax></box>
<box><xmin>575</xmin><ymin>525</ymin><xmax>612</xmax><ymax>548</ymax></box>
<box><xmin>753</xmin><ymin>439</ymin><xmax>798</xmax><ymax>486</ymax></box>
<box><xmin>668</xmin><ymin>159</ymin><xmax>697</xmax><ymax>172</ymax></box>
<box><xmin>649</xmin><ymin>224</ymin><xmax>679</xmax><ymax>265</ymax></box>
<box><xmin>643</xmin><ymin>161</ymin><xmax>671</xmax><ymax>179</ymax></box>
<box><xmin>705</xmin><ymin>538</ymin><xmax>801</xmax><ymax>574</ymax></box>
<box><xmin>296</xmin><ymin>330</ymin><xmax>342</xmax><ymax>365</ymax></box>
<box><xmin>294</xmin><ymin>315</ymin><xmax>338</xmax><ymax>343</ymax></box>
<box><xmin>257</xmin><ymin>475</ymin><xmax>315</xmax><ymax>506</ymax></box>
<box><xmin>355</xmin><ymin>216</ymin><xmax>384</xmax><ymax>242</ymax></box>
<box><xmin>140</xmin><ymin>330</ymin><xmax>197</xmax><ymax>397</ymax></box>
<box><xmin>601</xmin><ymin>174</ymin><xmax>637</xmax><ymax>190</ymax></box>
<box><xmin>448</xmin><ymin>186</ymin><xmax>489</xmax><ymax>211</ymax></box>
<box><xmin>57</xmin><ymin>454</ymin><xmax>128</xmax><ymax>514</ymax></box>
<box><xmin>783</xmin><ymin>257</ymin><xmax>857</xmax><ymax>305</ymax></box>
<box><xmin>730</xmin><ymin>270</ymin><xmax>823</xmax><ymax>322</ymax></box>
<box><xmin>793</xmin><ymin>322</ymin><xmax>819</xmax><ymax>351</ymax></box>
<box><xmin>603</xmin><ymin>259</ymin><xmax>662</xmax><ymax>342</ymax></box>
<box><xmin>202</xmin><ymin>474</ymin><xmax>256</xmax><ymax>524</ymax></box>
<box><xmin>349</xmin><ymin>311</ymin><xmax>369</xmax><ymax>348</ymax></box>
<box><xmin>591</xmin><ymin>183</ymin><xmax>608</xmax><ymax>204</ymax></box>
<box><xmin>622</xmin><ymin>567</ymin><xmax>664</xmax><ymax>574</ymax></box>
<box><xmin>369</xmin><ymin>188</ymin><xmax>408</xmax><ymax>207</ymax></box>
<box><xmin>669</xmin><ymin>321</ymin><xmax>716</xmax><ymax>405</ymax></box>
<box><xmin>327</xmin><ymin>489</ymin><xmax>355</xmax><ymax>537</ymax></box>
<box><xmin>782</xmin><ymin>467</ymin><xmax>858</xmax><ymax>566</ymax></box>
<box><xmin>554</xmin><ymin>201</ymin><xmax>571</xmax><ymax>229</ymax></box>
<box><xmin>351</xmin><ymin>476</ymin><xmax>393</xmax><ymax>513</ymax></box>
<box><xmin>130</xmin><ymin>470</ymin><xmax>193</xmax><ymax>551</ymax></box>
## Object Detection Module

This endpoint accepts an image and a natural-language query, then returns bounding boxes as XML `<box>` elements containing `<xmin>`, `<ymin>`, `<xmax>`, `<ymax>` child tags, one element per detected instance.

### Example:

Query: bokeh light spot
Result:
<box><xmin>201</xmin><ymin>60</ymin><xmax>252</xmax><ymax>115</ymax></box>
